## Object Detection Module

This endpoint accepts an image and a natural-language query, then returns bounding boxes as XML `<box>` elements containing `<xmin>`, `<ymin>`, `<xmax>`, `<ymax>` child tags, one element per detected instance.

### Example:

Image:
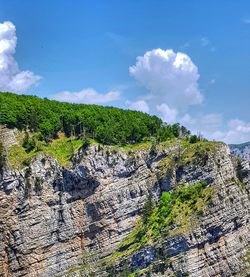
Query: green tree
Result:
<box><xmin>189</xmin><ymin>135</ymin><xmax>199</xmax><ymax>144</ymax></box>
<box><xmin>0</xmin><ymin>92</ymin><xmax>191</xmax><ymax>146</ymax></box>
<box><xmin>142</xmin><ymin>192</ymin><xmax>154</xmax><ymax>224</ymax></box>
<box><xmin>158</xmin><ymin>192</ymin><xmax>172</xmax><ymax>226</ymax></box>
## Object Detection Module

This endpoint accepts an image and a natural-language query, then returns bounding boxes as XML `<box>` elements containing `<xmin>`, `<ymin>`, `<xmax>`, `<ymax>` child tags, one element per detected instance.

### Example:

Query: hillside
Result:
<box><xmin>229</xmin><ymin>142</ymin><xmax>250</xmax><ymax>160</ymax></box>
<box><xmin>0</xmin><ymin>92</ymin><xmax>190</xmax><ymax>145</ymax></box>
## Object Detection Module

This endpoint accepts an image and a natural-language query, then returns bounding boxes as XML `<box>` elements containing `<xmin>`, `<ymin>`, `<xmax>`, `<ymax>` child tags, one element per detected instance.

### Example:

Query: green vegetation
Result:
<box><xmin>0</xmin><ymin>92</ymin><xmax>190</xmax><ymax>145</ymax></box>
<box><xmin>60</xmin><ymin>179</ymin><xmax>216</xmax><ymax>276</ymax></box>
<box><xmin>142</xmin><ymin>192</ymin><xmax>154</xmax><ymax>224</ymax></box>
<box><xmin>156</xmin><ymin>140</ymin><xmax>222</xmax><ymax>180</ymax></box>
<box><xmin>8</xmin><ymin>133</ymin><xmax>83</xmax><ymax>168</ymax></box>
<box><xmin>181</xmin><ymin>141</ymin><xmax>220</xmax><ymax>166</ymax></box>
<box><xmin>95</xmin><ymin>181</ymin><xmax>214</xmax><ymax>276</ymax></box>
<box><xmin>189</xmin><ymin>134</ymin><xmax>201</xmax><ymax>144</ymax></box>
<box><xmin>114</xmin><ymin>181</ymin><xmax>213</xmax><ymax>259</ymax></box>
<box><xmin>122</xmin><ymin>140</ymin><xmax>154</xmax><ymax>152</ymax></box>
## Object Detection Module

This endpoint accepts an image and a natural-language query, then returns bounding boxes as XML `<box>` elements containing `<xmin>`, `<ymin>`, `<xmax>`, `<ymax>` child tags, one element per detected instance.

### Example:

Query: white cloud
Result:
<box><xmin>50</xmin><ymin>88</ymin><xmax>120</xmax><ymax>104</ymax></box>
<box><xmin>127</xmin><ymin>100</ymin><xmax>149</xmax><ymax>113</ymax></box>
<box><xmin>128</xmin><ymin>49</ymin><xmax>248</xmax><ymax>145</ymax></box>
<box><xmin>228</xmin><ymin>119</ymin><xmax>250</xmax><ymax>133</ymax></box>
<box><xmin>180</xmin><ymin>113</ymin><xmax>196</xmax><ymax>125</ymax></box>
<box><xmin>178</xmin><ymin>113</ymin><xmax>222</xmax><ymax>136</ymax></box>
<box><xmin>0</xmin><ymin>21</ymin><xmax>40</xmax><ymax>93</ymax></box>
<box><xmin>156</xmin><ymin>103</ymin><xmax>178</xmax><ymax>124</ymax></box>
<box><xmin>201</xmin><ymin>119</ymin><xmax>250</xmax><ymax>144</ymax></box>
<box><xmin>200</xmin><ymin>113</ymin><xmax>222</xmax><ymax>129</ymax></box>
<box><xmin>129</xmin><ymin>48</ymin><xmax>203</xmax><ymax>113</ymax></box>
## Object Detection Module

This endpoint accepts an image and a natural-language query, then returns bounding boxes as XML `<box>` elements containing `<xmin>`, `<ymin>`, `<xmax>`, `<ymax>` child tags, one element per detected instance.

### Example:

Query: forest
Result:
<box><xmin>0</xmin><ymin>92</ymin><xmax>190</xmax><ymax>145</ymax></box>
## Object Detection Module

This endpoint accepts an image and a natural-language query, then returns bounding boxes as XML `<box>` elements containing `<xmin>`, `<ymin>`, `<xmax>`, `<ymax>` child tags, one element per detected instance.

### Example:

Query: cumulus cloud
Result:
<box><xmin>129</xmin><ymin>48</ymin><xmax>203</xmax><ymax>112</ymax></box>
<box><xmin>156</xmin><ymin>103</ymin><xmax>178</xmax><ymax>124</ymax></box>
<box><xmin>50</xmin><ymin>88</ymin><xmax>120</xmax><ymax>104</ymax></box>
<box><xmin>127</xmin><ymin>100</ymin><xmax>149</xmax><ymax>113</ymax></box>
<box><xmin>0</xmin><ymin>21</ymin><xmax>40</xmax><ymax>93</ymax></box>
<box><xmin>128</xmin><ymin>49</ymin><xmax>248</xmax><ymax>144</ymax></box>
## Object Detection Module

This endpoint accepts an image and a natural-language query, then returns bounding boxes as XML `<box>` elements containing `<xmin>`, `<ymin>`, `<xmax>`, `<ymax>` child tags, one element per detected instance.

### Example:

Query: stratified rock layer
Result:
<box><xmin>1</xmin><ymin>138</ymin><xmax>250</xmax><ymax>277</ymax></box>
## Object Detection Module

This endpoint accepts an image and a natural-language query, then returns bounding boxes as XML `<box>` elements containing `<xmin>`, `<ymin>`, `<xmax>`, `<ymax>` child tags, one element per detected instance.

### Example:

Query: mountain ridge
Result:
<box><xmin>229</xmin><ymin>141</ymin><xmax>250</xmax><ymax>160</ymax></box>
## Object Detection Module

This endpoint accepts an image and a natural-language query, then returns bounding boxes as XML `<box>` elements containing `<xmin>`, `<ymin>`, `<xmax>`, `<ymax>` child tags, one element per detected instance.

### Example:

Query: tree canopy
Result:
<box><xmin>0</xmin><ymin>92</ymin><xmax>190</xmax><ymax>145</ymax></box>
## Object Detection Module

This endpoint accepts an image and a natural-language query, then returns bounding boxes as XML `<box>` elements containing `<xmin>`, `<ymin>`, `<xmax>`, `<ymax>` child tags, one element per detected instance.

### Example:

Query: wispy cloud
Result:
<box><xmin>203</xmin><ymin>119</ymin><xmax>250</xmax><ymax>144</ymax></box>
<box><xmin>210</xmin><ymin>79</ymin><xmax>216</xmax><ymax>85</ymax></box>
<box><xmin>200</xmin><ymin>37</ymin><xmax>216</xmax><ymax>52</ymax></box>
<box><xmin>180</xmin><ymin>42</ymin><xmax>190</xmax><ymax>50</ymax></box>
<box><xmin>50</xmin><ymin>88</ymin><xmax>120</xmax><ymax>104</ymax></box>
<box><xmin>242</xmin><ymin>18</ymin><xmax>250</xmax><ymax>24</ymax></box>
<box><xmin>105</xmin><ymin>32</ymin><xmax>126</xmax><ymax>45</ymax></box>
<box><xmin>180</xmin><ymin>37</ymin><xmax>216</xmax><ymax>52</ymax></box>
<box><xmin>201</xmin><ymin>37</ymin><xmax>210</xmax><ymax>47</ymax></box>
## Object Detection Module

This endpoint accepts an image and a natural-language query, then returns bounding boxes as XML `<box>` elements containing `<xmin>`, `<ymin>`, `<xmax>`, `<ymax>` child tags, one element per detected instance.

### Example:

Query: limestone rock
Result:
<box><xmin>0</xmin><ymin>140</ymin><xmax>250</xmax><ymax>277</ymax></box>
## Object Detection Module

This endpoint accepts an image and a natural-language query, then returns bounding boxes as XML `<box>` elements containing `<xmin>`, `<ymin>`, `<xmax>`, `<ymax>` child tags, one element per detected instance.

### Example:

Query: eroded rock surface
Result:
<box><xmin>0</xmin><ymin>139</ymin><xmax>250</xmax><ymax>277</ymax></box>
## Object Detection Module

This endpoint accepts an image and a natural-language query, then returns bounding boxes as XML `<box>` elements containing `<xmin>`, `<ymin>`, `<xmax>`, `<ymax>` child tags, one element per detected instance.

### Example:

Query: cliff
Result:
<box><xmin>1</xmin><ymin>128</ymin><xmax>250</xmax><ymax>277</ymax></box>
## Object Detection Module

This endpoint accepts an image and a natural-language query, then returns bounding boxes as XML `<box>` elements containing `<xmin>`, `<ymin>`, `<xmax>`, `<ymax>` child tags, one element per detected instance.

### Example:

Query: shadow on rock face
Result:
<box><xmin>52</xmin><ymin>165</ymin><xmax>100</xmax><ymax>200</ymax></box>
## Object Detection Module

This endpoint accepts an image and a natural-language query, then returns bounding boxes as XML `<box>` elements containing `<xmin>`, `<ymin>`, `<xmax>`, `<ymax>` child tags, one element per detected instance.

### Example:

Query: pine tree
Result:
<box><xmin>142</xmin><ymin>192</ymin><xmax>154</xmax><ymax>224</ymax></box>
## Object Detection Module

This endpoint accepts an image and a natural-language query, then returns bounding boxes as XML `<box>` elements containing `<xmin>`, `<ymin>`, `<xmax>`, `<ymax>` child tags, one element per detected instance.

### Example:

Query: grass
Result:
<box><xmin>110</xmin><ymin>138</ymin><xmax>177</xmax><ymax>154</ymax></box>
<box><xmin>181</xmin><ymin>141</ymin><xmax>222</xmax><ymax>166</ymax></box>
<box><xmin>111</xmin><ymin>181</ymin><xmax>214</xmax><ymax>261</ymax></box>
<box><xmin>122</xmin><ymin>140</ymin><xmax>153</xmax><ymax>152</ymax></box>
<box><xmin>100</xmin><ymin>180</ymin><xmax>213</xmax><ymax>276</ymax></box>
<box><xmin>168</xmin><ymin>184</ymin><xmax>214</xmax><ymax>237</ymax></box>
<box><xmin>155</xmin><ymin>140</ymin><xmax>223</xmax><ymax>181</ymax></box>
<box><xmin>156</xmin><ymin>156</ymin><xmax>176</xmax><ymax>178</ymax></box>
<box><xmin>8</xmin><ymin>133</ymin><xmax>83</xmax><ymax>168</ymax></box>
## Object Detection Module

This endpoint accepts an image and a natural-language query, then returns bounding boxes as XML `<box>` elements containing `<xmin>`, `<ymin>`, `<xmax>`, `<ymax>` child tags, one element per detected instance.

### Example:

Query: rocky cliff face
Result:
<box><xmin>1</xmin><ymin>131</ymin><xmax>250</xmax><ymax>277</ymax></box>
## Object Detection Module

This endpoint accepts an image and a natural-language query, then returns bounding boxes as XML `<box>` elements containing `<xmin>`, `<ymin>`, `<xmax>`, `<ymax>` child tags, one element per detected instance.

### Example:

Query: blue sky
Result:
<box><xmin>0</xmin><ymin>0</ymin><xmax>250</xmax><ymax>143</ymax></box>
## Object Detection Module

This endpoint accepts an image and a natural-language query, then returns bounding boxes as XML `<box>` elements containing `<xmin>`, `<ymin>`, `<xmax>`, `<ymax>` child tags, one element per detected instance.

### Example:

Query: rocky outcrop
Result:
<box><xmin>0</xmin><ymin>136</ymin><xmax>250</xmax><ymax>277</ymax></box>
<box><xmin>0</xmin><ymin>143</ymin><xmax>162</xmax><ymax>277</ymax></box>
<box><xmin>0</xmin><ymin>126</ymin><xmax>18</xmax><ymax>149</ymax></box>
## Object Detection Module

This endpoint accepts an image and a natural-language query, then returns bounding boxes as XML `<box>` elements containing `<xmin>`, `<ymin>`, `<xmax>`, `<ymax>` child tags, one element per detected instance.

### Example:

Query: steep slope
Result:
<box><xmin>0</xmin><ymin>128</ymin><xmax>250</xmax><ymax>277</ymax></box>
<box><xmin>230</xmin><ymin>142</ymin><xmax>250</xmax><ymax>160</ymax></box>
